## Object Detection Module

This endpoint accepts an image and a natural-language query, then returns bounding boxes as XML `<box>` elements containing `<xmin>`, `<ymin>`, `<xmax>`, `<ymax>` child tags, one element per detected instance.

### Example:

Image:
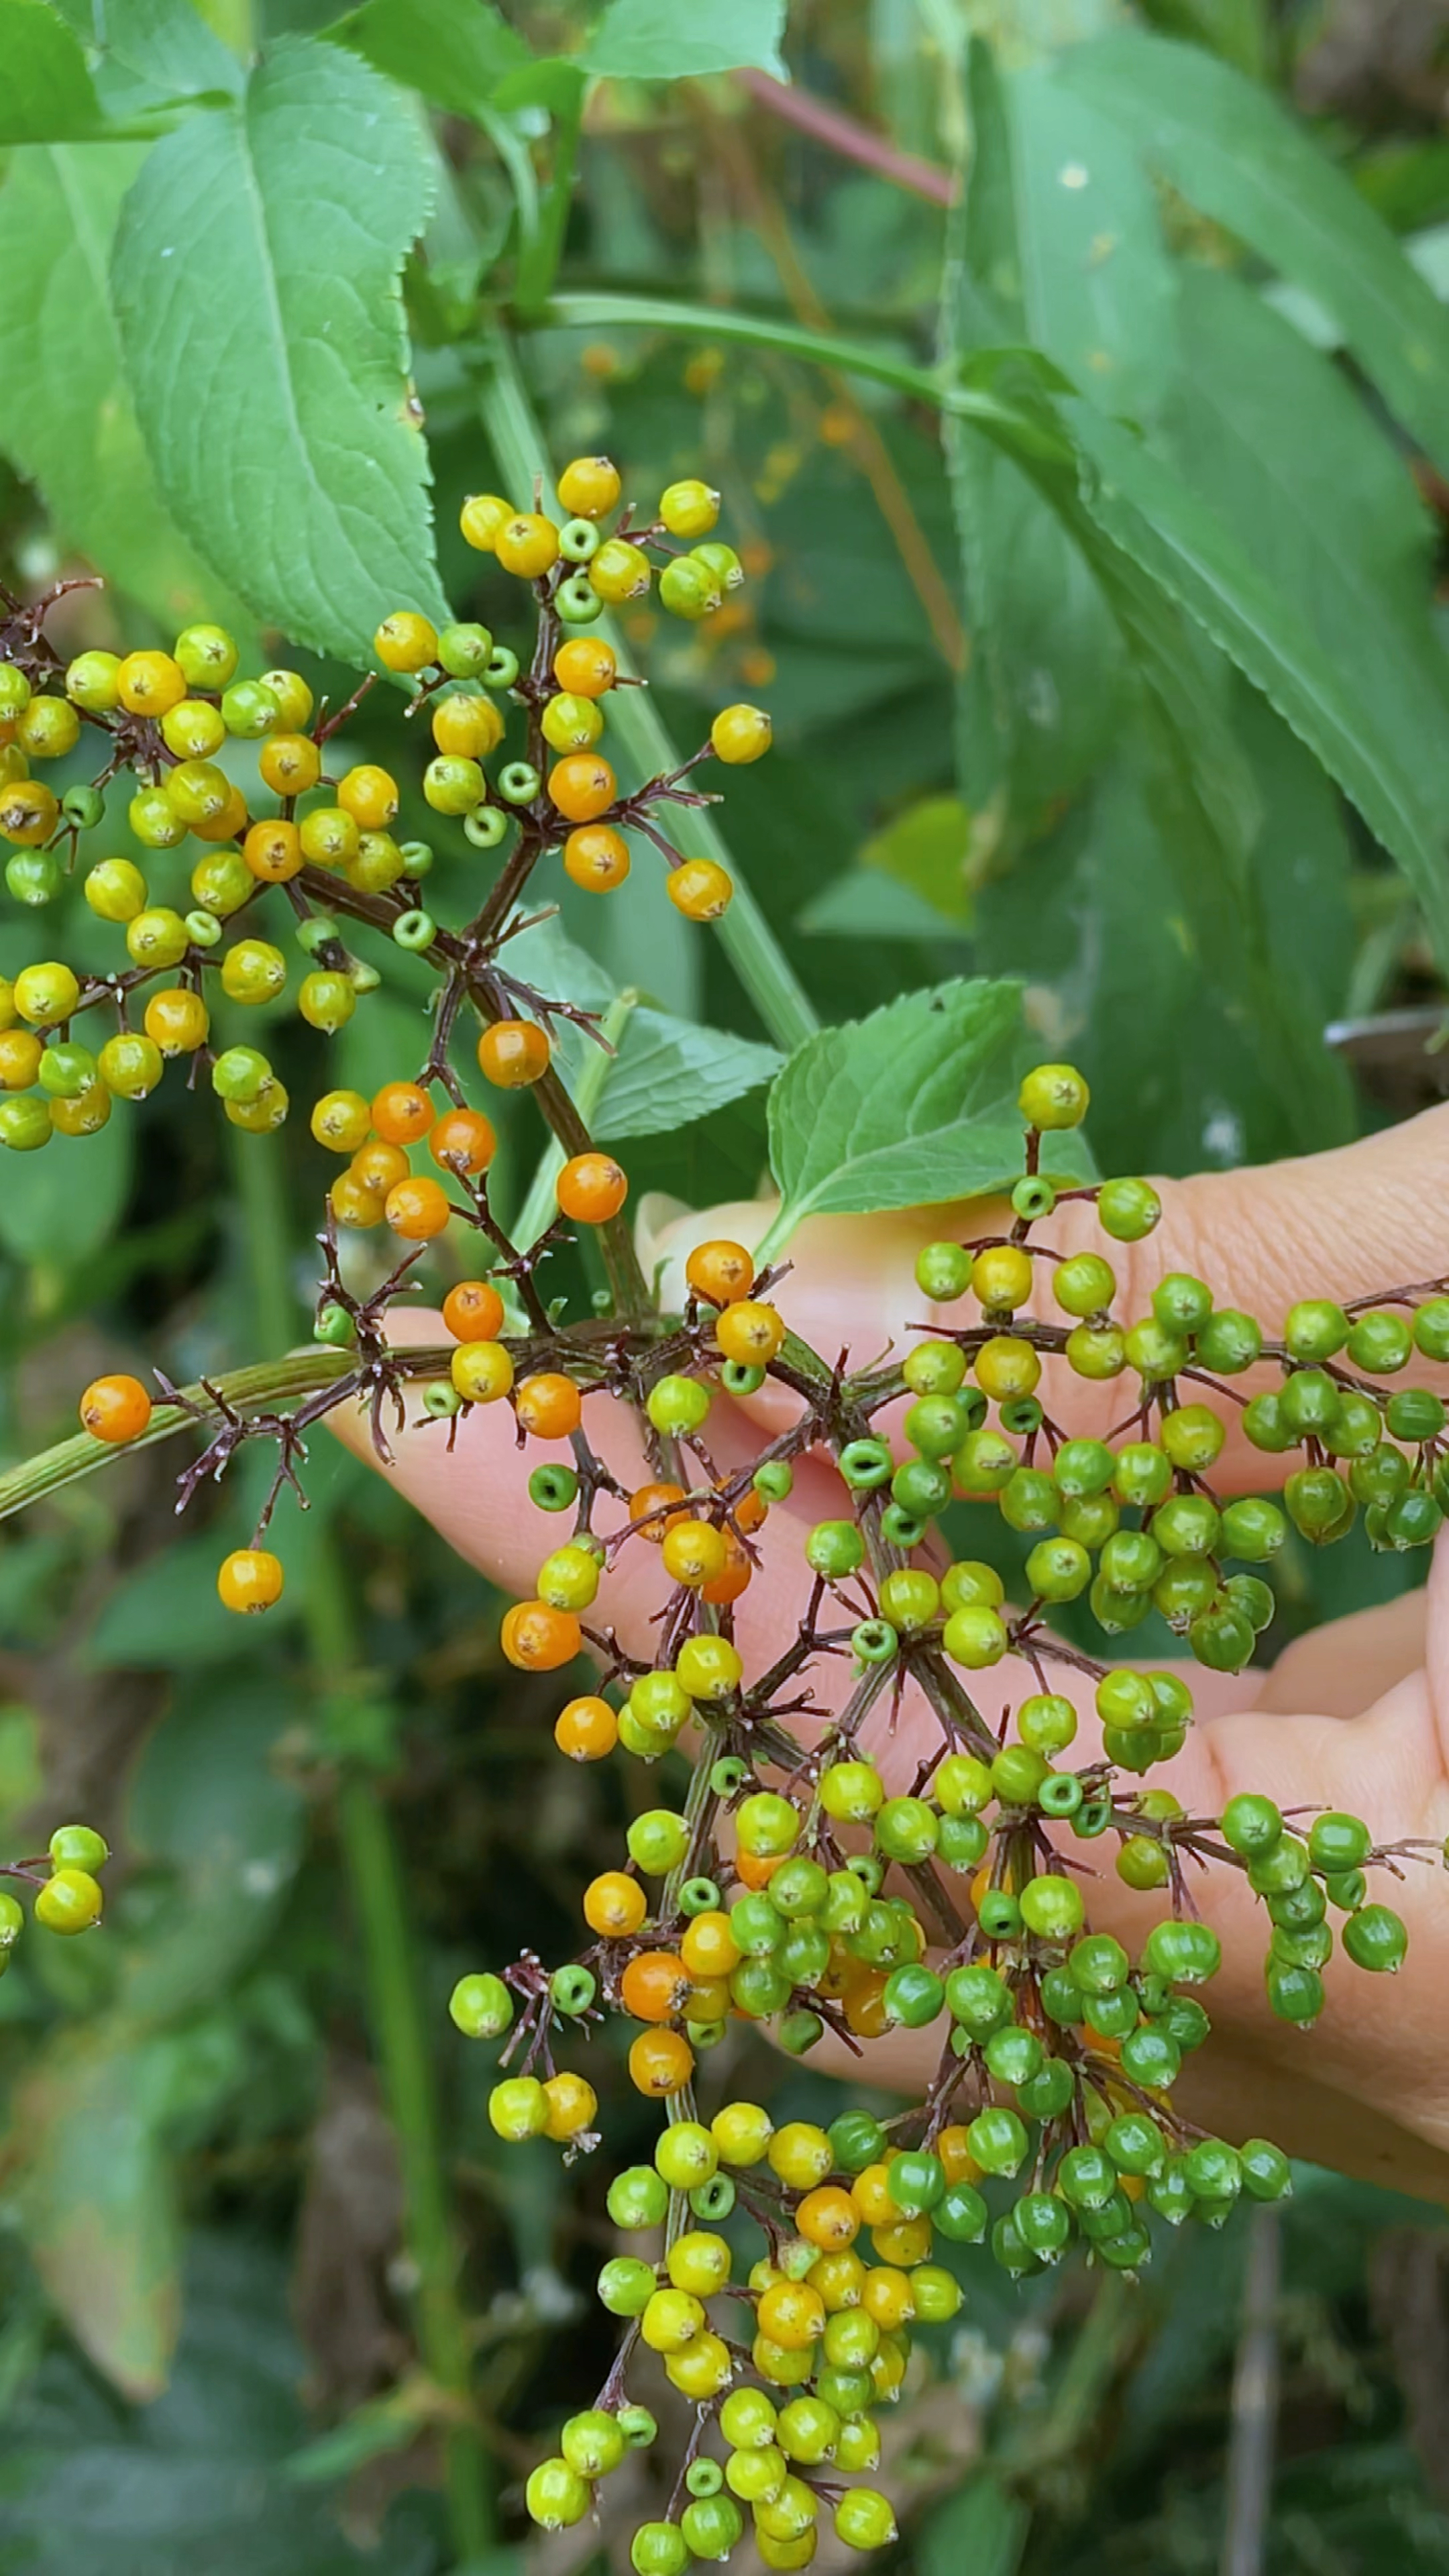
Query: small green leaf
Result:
<box><xmin>1061</xmin><ymin>28</ymin><xmax>1449</xmax><ymax>480</ymax></box>
<box><xmin>13</xmin><ymin>2030</ymin><xmax>182</xmax><ymax>2400</ymax></box>
<box><xmin>112</xmin><ymin>38</ymin><xmax>448</xmax><ymax>664</ymax></box>
<box><xmin>330</xmin><ymin>0</ymin><xmax>529</xmax><ymax>119</ymax></box>
<box><xmin>0</xmin><ymin>1111</ymin><xmax>132</xmax><ymax>1267</ymax></box>
<box><xmin>799</xmin><ymin>869</ymin><xmax>963</xmax><ymax>939</ymax></box>
<box><xmin>760</xmin><ymin>977</ymin><xmax>1091</xmax><ymax>1258</ymax></box>
<box><xmin>594</xmin><ymin>1010</ymin><xmax>781</xmax><ymax>1142</ymax></box>
<box><xmin>99</xmin><ymin>0</ymin><xmax>243</xmax><ymax>99</ymax></box>
<box><xmin>0</xmin><ymin>0</ymin><xmax>102</xmax><ymax>143</ymax></box>
<box><xmin>585</xmin><ymin>0</ymin><xmax>787</xmax><ymax>81</ymax></box>
<box><xmin>0</xmin><ymin>144</ymin><xmax>249</xmax><ymax>631</ymax></box>
<box><xmin>859</xmin><ymin>794</ymin><xmax>975</xmax><ymax>925</ymax></box>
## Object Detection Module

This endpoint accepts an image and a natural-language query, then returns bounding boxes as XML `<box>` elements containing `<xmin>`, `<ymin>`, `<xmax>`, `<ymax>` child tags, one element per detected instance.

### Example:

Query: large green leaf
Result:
<box><xmin>0</xmin><ymin>0</ymin><xmax>102</xmax><ymax>142</ymax></box>
<box><xmin>758</xmin><ymin>978</ymin><xmax>1091</xmax><ymax>1259</ymax></box>
<box><xmin>1060</xmin><ymin>27</ymin><xmax>1449</xmax><ymax>479</ymax></box>
<box><xmin>1069</xmin><ymin>396</ymin><xmax>1449</xmax><ymax>965</ymax></box>
<box><xmin>330</xmin><ymin>0</ymin><xmax>528</xmax><ymax>117</ymax></box>
<box><xmin>0</xmin><ymin>144</ymin><xmax>248</xmax><ymax>631</ymax></box>
<box><xmin>584</xmin><ymin>0</ymin><xmax>787</xmax><ymax>80</ymax></box>
<box><xmin>13</xmin><ymin>2031</ymin><xmax>182</xmax><ymax>2401</ymax></box>
<box><xmin>111</xmin><ymin>39</ymin><xmax>447</xmax><ymax>664</ymax></box>
<box><xmin>99</xmin><ymin>0</ymin><xmax>242</xmax><ymax>99</ymax></box>
<box><xmin>594</xmin><ymin>1012</ymin><xmax>781</xmax><ymax>1143</ymax></box>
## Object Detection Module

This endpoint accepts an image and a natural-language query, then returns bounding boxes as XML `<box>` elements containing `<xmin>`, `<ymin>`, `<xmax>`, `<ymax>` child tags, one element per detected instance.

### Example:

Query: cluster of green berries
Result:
<box><xmin>1</xmin><ymin>1823</ymin><xmax>110</xmax><ymax>1964</ymax></box>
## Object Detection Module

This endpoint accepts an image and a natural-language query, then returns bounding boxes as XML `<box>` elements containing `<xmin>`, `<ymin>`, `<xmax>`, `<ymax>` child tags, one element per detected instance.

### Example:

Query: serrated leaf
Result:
<box><xmin>98</xmin><ymin>0</ymin><xmax>243</xmax><ymax>99</ymax></box>
<box><xmin>0</xmin><ymin>1107</ymin><xmax>132</xmax><ymax>1266</ymax></box>
<box><xmin>585</xmin><ymin>0</ymin><xmax>787</xmax><ymax>81</ymax></box>
<box><xmin>594</xmin><ymin>1012</ymin><xmax>780</xmax><ymax>1142</ymax></box>
<box><xmin>759</xmin><ymin>978</ymin><xmax>1091</xmax><ymax>1258</ymax></box>
<box><xmin>1061</xmin><ymin>27</ymin><xmax>1449</xmax><ymax>479</ymax></box>
<box><xmin>0</xmin><ymin>144</ymin><xmax>250</xmax><ymax>631</ymax></box>
<box><xmin>13</xmin><ymin>2031</ymin><xmax>182</xmax><ymax>2400</ymax></box>
<box><xmin>111</xmin><ymin>38</ymin><xmax>448</xmax><ymax>664</ymax></box>
<box><xmin>0</xmin><ymin>0</ymin><xmax>102</xmax><ymax>142</ymax></box>
<box><xmin>330</xmin><ymin>0</ymin><xmax>528</xmax><ymax>118</ymax></box>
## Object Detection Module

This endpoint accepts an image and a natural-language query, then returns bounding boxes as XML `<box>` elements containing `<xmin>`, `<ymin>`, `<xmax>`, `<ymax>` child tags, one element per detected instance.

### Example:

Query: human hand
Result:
<box><xmin>331</xmin><ymin>1104</ymin><xmax>1449</xmax><ymax>2201</ymax></box>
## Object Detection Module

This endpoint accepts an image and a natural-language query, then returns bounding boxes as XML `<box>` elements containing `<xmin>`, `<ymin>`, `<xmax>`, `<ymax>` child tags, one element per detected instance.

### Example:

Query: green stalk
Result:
<box><xmin>474</xmin><ymin>331</ymin><xmax>820</xmax><ymax>1055</ymax></box>
<box><xmin>229</xmin><ymin>1130</ymin><xmax>496</xmax><ymax>2563</ymax></box>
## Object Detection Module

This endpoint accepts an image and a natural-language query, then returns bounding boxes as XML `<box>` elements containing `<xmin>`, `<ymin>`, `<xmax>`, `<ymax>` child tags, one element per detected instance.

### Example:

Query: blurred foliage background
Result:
<box><xmin>5</xmin><ymin>0</ymin><xmax>1449</xmax><ymax>2570</ymax></box>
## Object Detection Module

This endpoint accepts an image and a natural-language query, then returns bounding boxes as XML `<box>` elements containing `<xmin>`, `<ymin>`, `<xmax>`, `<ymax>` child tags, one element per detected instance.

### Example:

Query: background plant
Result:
<box><xmin>3</xmin><ymin>1</ymin><xmax>1449</xmax><ymax>2572</ymax></box>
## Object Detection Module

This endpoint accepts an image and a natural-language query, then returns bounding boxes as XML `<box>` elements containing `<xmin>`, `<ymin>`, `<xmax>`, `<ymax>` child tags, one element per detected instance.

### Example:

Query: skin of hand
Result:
<box><xmin>330</xmin><ymin>1102</ymin><xmax>1449</xmax><ymax>2203</ymax></box>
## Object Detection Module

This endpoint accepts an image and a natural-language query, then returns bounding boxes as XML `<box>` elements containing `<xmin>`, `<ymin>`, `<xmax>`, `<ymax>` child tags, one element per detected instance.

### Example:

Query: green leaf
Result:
<box><xmin>584</xmin><ymin>0</ymin><xmax>787</xmax><ymax>80</ymax></box>
<box><xmin>330</xmin><ymin>0</ymin><xmax>528</xmax><ymax>119</ymax></box>
<box><xmin>1069</xmin><ymin>395</ymin><xmax>1449</xmax><ymax>967</ymax></box>
<box><xmin>0</xmin><ymin>0</ymin><xmax>102</xmax><ymax>142</ymax></box>
<box><xmin>112</xmin><ymin>38</ymin><xmax>448</xmax><ymax>665</ymax></box>
<box><xmin>920</xmin><ymin>2473</ymin><xmax>1030</xmax><ymax>2576</ymax></box>
<box><xmin>0</xmin><ymin>1109</ymin><xmax>132</xmax><ymax>1267</ymax></box>
<box><xmin>799</xmin><ymin>868</ymin><xmax>964</xmax><ymax>939</ymax></box>
<box><xmin>13</xmin><ymin>2030</ymin><xmax>182</xmax><ymax>2400</ymax></box>
<box><xmin>859</xmin><ymin>793</ymin><xmax>976</xmax><ymax>925</ymax></box>
<box><xmin>0</xmin><ymin>144</ymin><xmax>250</xmax><ymax>631</ymax></box>
<box><xmin>759</xmin><ymin>977</ymin><xmax>1092</xmax><ymax>1259</ymax></box>
<box><xmin>594</xmin><ymin>1011</ymin><xmax>781</xmax><ymax>1142</ymax></box>
<box><xmin>1060</xmin><ymin>27</ymin><xmax>1449</xmax><ymax>479</ymax></box>
<box><xmin>99</xmin><ymin>0</ymin><xmax>243</xmax><ymax>99</ymax></box>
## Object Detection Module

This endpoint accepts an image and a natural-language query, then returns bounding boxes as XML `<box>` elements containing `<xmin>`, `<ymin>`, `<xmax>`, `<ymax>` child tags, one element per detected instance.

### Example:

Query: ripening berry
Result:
<box><xmin>659</xmin><ymin>556</ymin><xmax>721</xmax><ymax>620</ymax></box>
<box><xmin>556</xmin><ymin>1151</ymin><xmax>627</xmax><ymax>1223</ymax></box>
<box><xmin>0</xmin><ymin>779</ymin><xmax>59</xmax><ymax>847</ymax></box>
<box><xmin>329</xmin><ymin>1171</ymin><xmax>384</xmax><ymax>1228</ymax></box>
<box><xmin>374</xmin><ymin>612</ymin><xmax>438</xmax><ymax>673</ymax></box>
<box><xmin>490</xmin><ymin>2075</ymin><xmax>549</xmax><ymax>2140</ymax></box>
<box><xmin>447</xmin><ymin>1341</ymin><xmax>512</xmax><ymax>1405</ymax></box>
<box><xmin>554</xmin><ymin>637</ymin><xmax>616</xmax><ymax>697</ymax></box>
<box><xmin>310</xmin><ymin>1089</ymin><xmax>372</xmax><ymax>1154</ymax></box>
<box><xmin>191</xmin><ymin>850</ymin><xmax>252</xmax><ymax>916</ymax></box>
<box><xmin>588</xmin><ymin>538</ymin><xmax>652</xmax><ymax>602</ymax></box>
<box><xmin>710</xmin><ymin>703</ymin><xmax>771</xmax><ymax>764</ymax></box>
<box><xmin>0</xmin><ymin>1028</ymin><xmax>41</xmax><ymax>1087</ymax></box>
<box><xmin>496</xmin><ymin>513</ymin><xmax>560</xmax><ymax>578</ymax></box>
<box><xmin>661</xmin><ymin>1521</ymin><xmax>729</xmax><ymax>1588</ymax></box>
<box><xmin>583</xmin><ymin>1870</ymin><xmax>647</xmax><ymax>1937</ymax></box>
<box><xmin>557</xmin><ymin>455</ymin><xmax>622</xmax><ymax>518</ymax></box>
<box><xmin>13</xmin><ymin>962</ymin><xmax>80</xmax><ymax>1027</ymax></box>
<box><xmin>432</xmin><ymin>692</ymin><xmax>504</xmax><ymax>759</ymax></box>
<box><xmin>256</xmin><ymin>729</ymin><xmax>320</xmax><ymax>796</ymax></box>
<box><xmin>547</xmin><ymin>753</ymin><xmax>616</xmax><ymax>822</ymax></box>
<box><xmin>541</xmin><ymin>2071</ymin><xmax>598</xmax><ymax>2139</ymax></box>
<box><xmin>225</xmin><ymin>1077</ymin><xmax>288</xmax><ymax>1135</ymax></box>
<box><xmin>564</xmin><ymin>822</ymin><xmax>630</xmax><ymax>890</ymax></box>
<box><xmin>164</xmin><ymin>757</ymin><xmax>231</xmax><ymax>826</ymax></box>
<box><xmin>299</xmin><ymin>806</ymin><xmax>361</xmax><ymax>869</ymax></box>
<box><xmin>35</xmin><ymin>1868</ymin><xmax>104</xmax><ymax>1935</ymax></box>
<box><xmin>144</xmin><ymin>988</ymin><xmax>209</xmax><ymax>1055</ymax></box>
<box><xmin>99</xmin><ymin>1033</ymin><xmax>164</xmax><ymax>1100</ymax></box>
<box><xmin>667</xmin><ymin>859</ymin><xmax>733</xmax><ymax>920</ymax></box>
<box><xmin>972</xmin><ymin>1243</ymin><xmax>1034</xmax><ymax>1310</ymax></box>
<box><xmin>555</xmin><ymin>1695</ymin><xmax>617</xmax><ymax>1760</ymax></box>
<box><xmin>675</xmin><ymin>1633</ymin><xmax>743</xmax><ymax>1698</ymax></box>
<box><xmin>430</xmin><ymin>1107</ymin><xmax>496</xmax><ymax>1175</ymax></box>
<box><xmin>714</xmin><ymin>1299</ymin><xmax>784</xmax><ymax>1365</ymax></box>
<box><xmin>217</xmin><ymin>1548</ymin><xmax>285</xmax><ymax>1613</ymax></box>
<box><xmin>440</xmin><ymin>1278</ymin><xmax>506</xmax><ymax>1343</ymax></box>
<box><xmin>85</xmin><ymin>859</ymin><xmax>148</xmax><ymax>922</ymax></box>
<box><xmin>125</xmin><ymin>907</ymin><xmax>189</xmax><ymax>971</ymax></box>
<box><xmin>515</xmin><ymin>1373</ymin><xmax>582</xmax><ymax>1439</ymax></box>
<box><xmin>116</xmin><ymin>649</ymin><xmax>186</xmax><ymax>716</ymax></box>
<box><xmin>349</xmin><ymin>830</ymin><xmax>408</xmax><ymax>892</ymax></box>
<box><xmin>371</xmin><ymin>1081</ymin><xmax>435</xmax><ymax>1144</ymax></box>
<box><xmin>460</xmin><ymin>491</ymin><xmax>513</xmax><ymax>550</ymax></box>
<box><xmin>500</xmin><ymin>1601</ymin><xmax>580</xmax><ymax>1670</ymax></box>
<box><xmin>478</xmin><ymin>1019</ymin><xmax>551</xmax><ymax>1087</ymax></box>
<box><xmin>1018</xmin><ymin>1062</ymin><xmax>1089</xmax><ymax>1129</ymax></box>
<box><xmin>384</xmin><ymin>1175</ymin><xmax>452</xmax><ymax>1238</ymax></box>
<box><xmin>298</xmin><ymin>971</ymin><xmax>356</xmax><ymax>1034</ymax></box>
<box><xmin>659</xmin><ymin>478</ymin><xmax>720</xmax><ymax>537</ymax></box>
<box><xmin>16</xmin><ymin>695</ymin><xmax>79</xmax><ymax>759</ymax></box>
<box><xmin>541</xmin><ymin>692</ymin><xmax>604</xmax><ymax>754</ymax></box>
<box><xmin>66</xmin><ymin>650</ymin><xmax>121</xmax><ymax>711</ymax></box>
<box><xmin>244</xmin><ymin>819</ymin><xmax>303</xmax><ymax>882</ymax></box>
<box><xmin>79</xmin><ymin>1374</ymin><xmax>152</xmax><ymax>1443</ymax></box>
<box><xmin>424</xmin><ymin>755</ymin><xmax>484</xmax><ymax>816</ymax></box>
<box><xmin>220</xmin><ymin>938</ymin><xmax>286</xmax><ymax>1004</ymax></box>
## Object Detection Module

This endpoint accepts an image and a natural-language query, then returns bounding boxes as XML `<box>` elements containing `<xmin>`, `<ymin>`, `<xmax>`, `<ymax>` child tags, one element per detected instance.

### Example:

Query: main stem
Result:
<box><xmin>229</xmin><ymin>1127</ymin><xmax>495</xmax><ymax>2563</ymax></box>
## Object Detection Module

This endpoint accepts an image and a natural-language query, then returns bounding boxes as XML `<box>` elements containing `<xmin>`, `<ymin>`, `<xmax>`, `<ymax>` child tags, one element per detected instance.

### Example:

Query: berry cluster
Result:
<box><xmin>3</xmin><ymin>457</ymin><xmax>1446</xmax><ymax>2567</ymax></box>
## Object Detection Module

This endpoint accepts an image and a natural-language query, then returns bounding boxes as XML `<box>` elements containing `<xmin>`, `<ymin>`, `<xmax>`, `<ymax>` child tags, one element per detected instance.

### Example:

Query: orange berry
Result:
<box><xmin>554</xmin><ymin>1695</ymin><xmax>618</xmax><ymax>1761</ymax></box>
<box><xmin>350</xmin><ymin>1139</ymin><xmax>410</xmax><ymax>1195</ymax></box>
<box><xmin>259</xmin><ymin>732</ymin><xmax>321</xmax><ymax>796</ymax></box>
<box><xmin>556</xmin><ymin>1151</ymin><xmax>627</xmax><ymax>1224</ymax></box>
<box><xmin>384</xmin><ymin>1175</ymin><xmax>451</xmax><ymax>1240</ymax></box>
<box><xmin>496</xmin><ymin>511</ymin><xmax>560</xmax><ymax>578</ymax></box>
<box><xmin>516</xmin><ymin>1373</ymin><xmax>582</xmax><ymax>1440</ymax></box>
<box><xmin>217</xmin><ymin>1548</ymin><xmax>284</xmax><ymax>1613</ymax></box>
<box><xmin>478</xmin><ymin>1020</ymin><xmax>551</xmax><ymax>1087</ymax></box>
<box><xmin>629</xmin><ymin>1481</ymin><xmax>689</xmax><ymax>1540</ymax></box>
<box><xmin>714</xmin><ymin>1299</ymin><xmax>786</xmax><ymax>1366</ymax></box>
<box><xmin>553</xmin><ymin>637</ymin><xmax>617</xmax><ymax>697</ymax></box>
<box><xmin>78</xmin><ymin>1373</ymin><xmax>152</xmax><ymax>1443</ymax></box>
<box><xmin>500</xmin><ymin>1601</ymin><xmax>580</xmax><ymax>1670</ymax></box>
<box><xmin>429</xmin><ymin>1106</ymin><xmax>496</xmax><ymax>1175</ymax></box>
<box><xmin>244</xmin><ymin>818</ymin><xmax>302</xmax><ymax>882</ymax></box>
<box><xmin>371</xmin><ymin>1081</ymin><xmax>435</xmax><ymax>1145</ymax></box>
<box><xmin>842</xmin><ymin>1968</ymin><xmax>890</xmax><ymax>2039</ymax></box>
<box><xmin>547</xmin><ymin>754</ymin><xmax>616</xmax><ymax>823</ymax></box>
<box><xmin>563</xmin><ymin>824</ymin><xmax>630</xmax><ymax>892</ymax></box>
<box><xmin>757</xmin><ymin>2281</ymin><xmax>825</xmax><ymax>2350</ymax></box>
<box><xmin>796</xmin><ymin>2188</ymin><xmax>860</xmax><ymax>2251</ymax></box>
<box><xmin>661</xmin><ymin>1521</ymin><xmax>729</xmax><ymax>1589</ymax></box>
<box><xmin>541</xmin><ymin>2071</ymin><xmax>598</xmax><ymax>2140</ymax></box>
<box><xmin>193</xmin><ymin>784</ymin><xmax>248</xmax><ymax>845</ymax></box>
<box><xmin>667</xmin><ymin>859</ymin><xmax>733</xmax><ymax>921</ymax></box>
<box><xmin>442</xmin><ymin>1279</ymin><xmax>506</xmax><ymax>1342</ymax></box>
<box><xmin>701</xmin><ymin>1527</ymin><xmax>751</xmax><ymax>1606</ymax></box>
<box><xmin>731</xmin><ymin>1486</ymin><xmax>768</xmax><ymax>1536</ymax></box>
<box><xmin>144</xmin><ymin>988</ymin><xmax>209</xmax><ymax>1055</ymax></box>
<box><xmin>686</xmin><ymin>1238</ymin><xmax>755</xmax><ymax>1305</ymax></box>
<box><xmin>620</xmin><ymin>1950</ymin><xmax>692</xmax><ymax>2023</ymax></box>
<box><xmin>629</xmin><ymin>2027</ymin><xmax>694</xmax><ymax>2097</ymax></box>
<box><xmin>735</xmin><ymin>1849</ymin><xmax>784</xmax><ymax>1892</ymax></box>
<box><xmin>936</xmin><ymin>2127</ymin><xmax>985</xmax><ymax>2186</ymax></box>
<box><xmin>584</xmin><ymin>1870</ymin><xmax>647</xmax><ymax>1937</ymax></box>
